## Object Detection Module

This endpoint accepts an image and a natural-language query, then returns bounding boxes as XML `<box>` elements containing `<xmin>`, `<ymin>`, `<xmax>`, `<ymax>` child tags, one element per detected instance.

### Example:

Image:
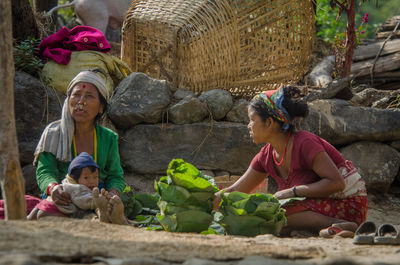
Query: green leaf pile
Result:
<box><xmin>219</xmin><ymin>191</ymin><xmax>287</xmax><ymax>237</ymax></box>
<box><xmin>121</xmin><ymin>186</ymin><xmax>160</xmax><ymax>221</ymax></box>
<box><xmin>155</xmin><ymin>159</ymin><xmax>218</xmax><ymax>233</ymax></box>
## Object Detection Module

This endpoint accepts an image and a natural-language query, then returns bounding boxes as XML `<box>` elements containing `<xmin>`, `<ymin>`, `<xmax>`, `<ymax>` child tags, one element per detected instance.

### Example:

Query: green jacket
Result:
<box><xmin>36</xmin><ymin>125</ymin><xmax>125</xmax><ymax>195</ymax></box>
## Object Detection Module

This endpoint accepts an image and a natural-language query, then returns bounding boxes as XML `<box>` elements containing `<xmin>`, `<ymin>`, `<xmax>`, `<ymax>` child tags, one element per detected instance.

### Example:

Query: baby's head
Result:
<box><xmin>68</xmin><ymin>152</ymin><xmax>99</xmax><ymax>190</ymax></box>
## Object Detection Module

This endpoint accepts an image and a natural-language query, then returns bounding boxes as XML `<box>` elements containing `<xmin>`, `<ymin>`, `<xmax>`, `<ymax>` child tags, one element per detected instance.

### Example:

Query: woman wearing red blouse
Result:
<box><xmin>216</xmin><ymin>85</ymin><xmax>367</xmax><ymax>236</ymax></box>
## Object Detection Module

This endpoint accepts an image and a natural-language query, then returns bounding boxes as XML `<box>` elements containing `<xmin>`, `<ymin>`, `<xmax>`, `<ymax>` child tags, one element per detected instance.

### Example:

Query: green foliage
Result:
<box><xmin>316</xmin><ymin>0</ymin><xmax>347</xmax><ymax>42</ymax></box>
<box><xmin>13</xmin><ymin>37</ymin><xmax>44</xmax><ymax>77</ymax></box>
<box><xmin>121</xmin><ymin>186</ymin><xmax>159</xmax><ymax>221</ymax></box>
<box><xmin>155</xmin><ymin>159</ymin><xmax>218</xmax><ymax>233</ymax></box>
<box><xmin>387</xmin><ymin>94</ymin><xmax>400</xmax><ymax>109</ymax></box>
<box><xmin>218</xmin><ymin>191</ymin><xmax>287</xmax><ymax>237</ymax></box>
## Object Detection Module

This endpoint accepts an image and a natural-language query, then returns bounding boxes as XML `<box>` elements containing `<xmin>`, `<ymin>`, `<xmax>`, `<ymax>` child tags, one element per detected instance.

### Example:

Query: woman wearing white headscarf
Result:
<box><xmin>34</xmin><ymin>70</ymin><xmax>125</xmax><ymax>206</ymax></box>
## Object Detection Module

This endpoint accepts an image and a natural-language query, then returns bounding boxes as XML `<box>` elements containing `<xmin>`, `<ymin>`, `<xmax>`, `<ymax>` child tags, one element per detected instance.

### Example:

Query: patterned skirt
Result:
<box><xmin>283</xmin><ymin>196</ymin><xmax>367</xmax><ymax>225</ymax></box>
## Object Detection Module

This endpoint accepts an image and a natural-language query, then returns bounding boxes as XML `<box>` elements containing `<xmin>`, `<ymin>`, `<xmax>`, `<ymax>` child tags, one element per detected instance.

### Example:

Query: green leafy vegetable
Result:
<box><xmin>155</xmin><ymin>159</ymin><xmax>218</xmax><ymax>233</ymax></box>
<box><xmin>218</xmin><ymin>191</ymin><xmax>287</xmax><ymax>236</ymax></box>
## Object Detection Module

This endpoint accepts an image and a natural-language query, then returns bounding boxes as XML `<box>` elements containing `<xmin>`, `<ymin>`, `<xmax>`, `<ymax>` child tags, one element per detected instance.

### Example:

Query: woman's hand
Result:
<box><xmin>213</xmin><ymin>190</ymin><xmax>222</xmax><ymax>211</ymax></box>
<box><xmin>273</xmin><ymin>188</ymin><xmax>294</xmax><ymax>200</ymax></box>
<box><xmin>51</xmin><ymin>185</ymin><xmax>72</xmax><ymax>205</ymax></box>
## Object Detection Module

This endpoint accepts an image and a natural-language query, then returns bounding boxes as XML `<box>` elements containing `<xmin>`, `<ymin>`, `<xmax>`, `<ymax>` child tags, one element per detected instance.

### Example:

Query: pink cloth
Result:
<box><xmin>36</xmin><ymin>199</ymin><xmax>63</xmax><ymax>214</ymax></box>
<box><xmin>0</xmin><ymin>195</ymin><xmax>41</xmax><ymax>219</ymax></box>
<box><xmin>39</xmin><ymin>26</ymin><xmax>111</xmax><ymax>65</ymax></box>
<box><xmin>250</xmin><ymin>130</ymin><xmax>347</xmax><ymax>191</ymax></box>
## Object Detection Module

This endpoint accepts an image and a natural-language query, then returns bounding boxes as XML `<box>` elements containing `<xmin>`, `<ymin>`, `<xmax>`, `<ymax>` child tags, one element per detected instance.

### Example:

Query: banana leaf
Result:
<box><xmin>190</xmin><ymin>191</ymin><xmax>215</xmax><ymax>202</ymax></box>
<box><xmin>167</xmin><ymin>159</ymin><xmax>218</xmax><ymax>193</ymax></box>
<box><xmin>249</xmin><ymin>193</ymin><xmax>279</xmax><ymax>204</ymax></box>
<box><xmin>232</xmin><ymin>198</ymin><xmax>257</xmax><ymax>213</ymax></box>
<box><xmin>252</xmin><ymin>201</ymin><xmax>280</xmax><ymax>219</ymax></box>
<box><xmin>220</xmin><ymin>205</ymin><xmax>248</xmax><ymax>216</ymax></box>
<box><xmin>221</xmin><ymin>215</ymin><xmax>266</xmax><ymax>237</ymax></box>
<box><xmin>278</xmin><ymin>197</ymin><xmax>306</xmax><ymax>207</ymax></box>
<box><xmin>158</xmin><ymin>200</ymin><xmax>205</xmax><ymax>215</ymax></box>
<box><xmin>156</xmin><ymin>213</ymin><xmax>177</xmax><ymax>232</ymax></box>
<box><xmin>135</xmin><ymin>193</ymin><xmax>159</xmax><ymax>209</ymax></box>
<box><xmin>221</xmin><ymin>190</ymin><xmax>249</xmax><ymax>205</ymax></box>
<box><xmin>157</xmin><ymin>183</ymin><xmax>191</xmax><ymax>204</ymax></box>
<box><xmin>157</xmin><ymin>210</ymin><xmax>213</xmax><ymax>233</ymax></box>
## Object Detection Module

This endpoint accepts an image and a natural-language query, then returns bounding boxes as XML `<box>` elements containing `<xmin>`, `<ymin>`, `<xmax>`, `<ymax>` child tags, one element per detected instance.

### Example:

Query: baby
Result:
<box><xmin>28</xmin><ymin>152</ymin><xmax>127</xmax><ymax>225</ymax></box>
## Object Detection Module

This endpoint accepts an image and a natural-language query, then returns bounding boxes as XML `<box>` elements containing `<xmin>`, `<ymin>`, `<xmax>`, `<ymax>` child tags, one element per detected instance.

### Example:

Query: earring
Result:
<box><xmin>83</xmin><ymin>102</ymin><xmax>87</xmax><ymax>106</ymax></box>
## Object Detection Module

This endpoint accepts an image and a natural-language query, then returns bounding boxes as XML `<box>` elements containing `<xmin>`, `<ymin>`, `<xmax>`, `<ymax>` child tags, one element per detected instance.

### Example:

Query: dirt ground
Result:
<box><xmin>0</xmin><ymin>194</ymin><xmax>399</xmax><ymax>265</ymax></box>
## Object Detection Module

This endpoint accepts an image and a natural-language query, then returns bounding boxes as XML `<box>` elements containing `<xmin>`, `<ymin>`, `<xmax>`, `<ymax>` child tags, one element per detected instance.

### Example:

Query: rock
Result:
<box><xmin>296</xmin><ymin>99</ymin><xmax>400</xmax><ymax>145</ymax></box>
<box><xmin>22</xmin><ymin>165</ymin><xmax>41</xmax><ymax>197</ymax></box>
<box><xmin>201</xmin><ymin>170</ymin><xmax>215</xmax><ymax>178</ymax></box>
<box><xmin>238</xmin><ymin>255</ymin><xmax>298</xmax><ymax>265</ymax></box>
<box><xmin>182</xmin><ymin>258</ymin><xmax>226</xmax><ymax>265</ymax></box>
<box><xmin>308</xmin><ymin>55</ymin><xmax>334</xmax><ymax>88</ymax></box>
<box><xmin>14</xmin><ymin>72</ymin><xmax>64</xmax><ymax>165</ymax></box>
<box><xmin>108</xmin><ymin>73</ymin><xmax>171</xmax><ymax>129</ymax></box>
<box><xmin>0</xmin><ymin>254</ymin><xmax>41</xmax><ymax>265</ymax></box>
<box><xmin>120</xmin><ymin>123</ymin><xmax>261</xmax><ymax>174</ymax></box>
<box><xmin>350</xmin><ymin>88</ymin><xmax>397</xmax><ymax>108</ymax></box>
<box><xmin>226</xmin><ymin>99</ymin><xmax>249</xmax><ymax>123</ymax></box>
<box><xmin>390</xmin><ymin>140</ymin><xmax>400</xmax><ymax>152</ymax></box>
<box><xmin>340</xmin><ymin>141</ymin><xmax>400</xmax><ymax>193</ymax></box>
<box><xmin>214</xmin><ymin>170</ymin><xmax>230</xmax><ymax>177</ymax></box>
<box><xmin>168</xmin><ymin>96</ymin><xmax>208</xmax><ymax>124</ymax></box>
<box><xmin>124</xmin><ymin>173</ymin><xmax>157</xmax><ymax>193</ymax></box>
<box><xmin>307</xmin><ymin>77</ymin><xmax>353</xmax><ymax>101</ymax></box>
<box><xmin>173</xmin><ymin>89</ymin><xmax>195</xmax><ymax>100</ymax></box>
<box><xmin>199</xmin><ymin>89</ymin><xmax>233</xmax><ymax>120</ymax></box>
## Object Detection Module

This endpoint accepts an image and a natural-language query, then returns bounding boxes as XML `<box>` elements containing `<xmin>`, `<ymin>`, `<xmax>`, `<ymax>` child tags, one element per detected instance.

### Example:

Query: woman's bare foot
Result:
<box><xmin>93</xmin><ymin>188</ymin><xmax>110</xmax><ymax>223</ymax></box>
<box><xmin>332</xmin><ymin>221</ymin><xmax>358</xmax><ymax>232</ymax></box>
<box><xmin>108</xmin><ymin>195</ymin><xmax>128</xmax><ymax>225</ymax></box>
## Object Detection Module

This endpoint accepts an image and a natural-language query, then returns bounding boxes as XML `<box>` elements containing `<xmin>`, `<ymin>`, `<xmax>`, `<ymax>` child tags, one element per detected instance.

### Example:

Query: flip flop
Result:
<box><xmin>353</xmin><ymin>221</ymin><xmax>377</xmax><ymax>245</ymax></box>
<box><xmin>374</xmin><ymin>224</ymin><xmax>399</xmax><ymax>245</ymax></box>
<box><xmin>319</xmin><ymin>225</ymin><xmax>355</xmax><ymax>238</ymax></box>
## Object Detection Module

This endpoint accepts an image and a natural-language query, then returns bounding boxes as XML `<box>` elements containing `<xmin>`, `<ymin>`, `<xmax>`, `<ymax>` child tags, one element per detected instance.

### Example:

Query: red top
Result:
<box><xmin>251</xmin><ymin>130</ymin><xmax>346</xmax><ymax>191</ymax></box>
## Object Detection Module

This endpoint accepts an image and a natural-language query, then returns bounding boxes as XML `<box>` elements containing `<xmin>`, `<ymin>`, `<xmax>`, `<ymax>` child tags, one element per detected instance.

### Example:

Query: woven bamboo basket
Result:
<box><xmin>122</xmin><ymin>0</ymin><xmax>315</xmax><ymax>98</ymax></box>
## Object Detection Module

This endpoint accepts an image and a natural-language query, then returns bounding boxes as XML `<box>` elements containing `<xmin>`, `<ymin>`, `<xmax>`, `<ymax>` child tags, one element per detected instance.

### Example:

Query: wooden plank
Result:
<box><xmin>375</xmin><ymin>30</ymin><xmax>400</xmax><ymax>40</ymax></box>
<box><xmin>351</xmin><ymin>52</ymin><xmax>400</xmax><ymax>78</ymax></box>
<box><xmin>353</xmin><ymin>39</ymin><xmax>400</xmax><ymax>62</ymax></box>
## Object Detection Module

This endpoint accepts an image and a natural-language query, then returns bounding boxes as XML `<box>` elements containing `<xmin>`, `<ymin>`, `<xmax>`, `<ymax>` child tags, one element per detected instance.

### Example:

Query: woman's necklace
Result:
<box><xmin>72</xmin><ymin>127</ymin><xmax>97</xmax><ymax>162</ymax></box>
<box><xmin>273</xmin><ymin>131</ymin><xmax>291</xmax><ymax>166</ymax></box>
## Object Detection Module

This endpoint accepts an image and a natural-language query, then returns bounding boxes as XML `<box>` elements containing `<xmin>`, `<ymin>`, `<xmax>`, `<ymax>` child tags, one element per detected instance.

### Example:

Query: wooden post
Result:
<box><xmin>0</xmin><ymin>0</ymin><xmax>27</xmax><ymax>220</ymax></box>
<box><xmin>342</xmin><ymin>0</ymin><xmax>356</xmax><ymax>78</ymax></box>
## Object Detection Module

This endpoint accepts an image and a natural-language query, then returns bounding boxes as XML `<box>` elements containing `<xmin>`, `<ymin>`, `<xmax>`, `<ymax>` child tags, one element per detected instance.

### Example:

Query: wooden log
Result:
<box><xmin>351</xmin><ymin>52</ymin><xmax>400</xmax><ymax>78</ymax></box>
<box><xmin>375</xmin><ymin>30</ymin><xmax>400</xmax><ymax>40</ymax></box>
<box><xmin>0</xmin><ymin>0</ymin><xmax>27</xmax><ymax>219</ymax></box>
<box><xmin>353</xmin><ymin>39</ymin><xmax>400</xmax><ymax>62</ymax></box>
<box><xmin>375</xmin><ymin>16</ymin><xmax>400</xmax><ymax>35</ymax></box>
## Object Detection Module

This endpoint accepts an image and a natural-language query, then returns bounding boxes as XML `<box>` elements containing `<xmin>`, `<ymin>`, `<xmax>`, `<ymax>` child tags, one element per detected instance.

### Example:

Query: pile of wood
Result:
<box><xmin>351</xmin><ymin>16</ymin><xmax>400</xmax><ymax>90</ymax></box>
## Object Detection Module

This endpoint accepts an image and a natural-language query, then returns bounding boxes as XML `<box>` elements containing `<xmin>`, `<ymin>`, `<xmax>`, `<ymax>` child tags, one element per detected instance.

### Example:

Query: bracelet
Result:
<box><xmin>46</xmin><ymin>182</ymin><xmax>58</xmax><ymax>196</ymax></box>
<box><xmin>292</xmin><ymin>186</ymin><xmax>298</xmax><ymax>197</ymax></box>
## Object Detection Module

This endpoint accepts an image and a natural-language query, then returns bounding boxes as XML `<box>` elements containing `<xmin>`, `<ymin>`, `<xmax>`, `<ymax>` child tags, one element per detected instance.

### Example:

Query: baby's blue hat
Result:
<box><xmin>68</xmin><ymin>152</ymin><xmax>98</xmax><ymax>175</ymax></box>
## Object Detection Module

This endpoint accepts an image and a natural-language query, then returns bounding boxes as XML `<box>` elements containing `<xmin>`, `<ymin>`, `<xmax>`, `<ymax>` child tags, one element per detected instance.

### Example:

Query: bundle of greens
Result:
<box><xmin>155</xmin><ymin>159</ymin><xmax>219</xmax><ymax>233</ymax></box>
<box><xmin>218</xmin><ymin>190</ymin><xmax>287</xmax><ymax>237</ymax></box>
<box><xmin>121</xmin><ymin>186</ymin><xmax>160</xmax><ymax>229</ymax></box>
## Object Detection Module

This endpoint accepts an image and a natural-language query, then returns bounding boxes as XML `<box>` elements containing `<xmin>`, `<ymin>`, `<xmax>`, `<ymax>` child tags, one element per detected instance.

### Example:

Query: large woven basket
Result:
<box><xmin>122</xmin><ymin>0</ymin><xmax>315</xmax><ymax>98</ymax></box>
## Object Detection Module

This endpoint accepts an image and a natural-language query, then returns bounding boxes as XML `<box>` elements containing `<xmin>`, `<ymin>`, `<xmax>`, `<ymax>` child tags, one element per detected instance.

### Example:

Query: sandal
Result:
<box><xmin>319</xmin><ymin>225</ymin><xmax>355</xmax><ymax>238</ymax></box>
<box><xmin>353</xmin><ymin>221</ymin><xmax>377</xmax><ymax>245</ymax></box>
<box><xmin>374</xmin><ymin>224</ymin><xmax>399</xmax><ymax>245</ymax></box>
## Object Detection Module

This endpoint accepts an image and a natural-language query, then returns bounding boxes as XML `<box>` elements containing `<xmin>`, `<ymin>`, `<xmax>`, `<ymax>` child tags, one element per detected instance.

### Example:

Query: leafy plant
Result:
<box><xmin>218</xmin><ymin>191</ymin><xmax>287</xmax><ymax>237</ymax></box>
<box><xmin>121</xmin><ymin>186</ymin><xmax>159</xmax><ymax>220</ymax></box>
<box><xmin>155</xmin><ymin>159</ymin><xmax>218</xmax><ymax>233</ymax></box>
<box><xmin>332</xmin><ymin>13</ymin><xmax>370</xmax><ymax>78</ymax></box>
<box><xmin>13</xmin><ymin>37</ymin><xmax>44</xmax><ymax>77</ymax></box>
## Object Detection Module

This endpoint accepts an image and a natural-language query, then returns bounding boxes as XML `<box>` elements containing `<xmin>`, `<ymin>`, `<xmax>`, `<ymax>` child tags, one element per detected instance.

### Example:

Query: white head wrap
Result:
<box><xmin>34</xmin><ymin>71</ymin><xmax>109</xmax><ymax>164</ymax></box>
